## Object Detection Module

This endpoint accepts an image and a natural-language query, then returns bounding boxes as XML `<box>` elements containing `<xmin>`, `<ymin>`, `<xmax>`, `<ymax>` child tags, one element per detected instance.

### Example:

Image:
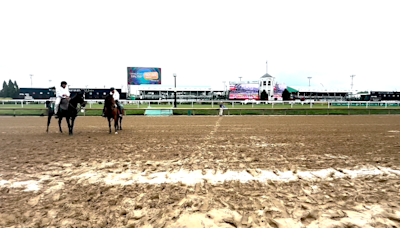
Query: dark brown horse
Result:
<box><xmin>104</xmin><ymin>95</ymin><xmax>123</xmax><ymax>134</ymax></box>
<box><xmin>46</xmin><ymin>90</ymin><xmax>86</xmax><ymax>135</ymax></box>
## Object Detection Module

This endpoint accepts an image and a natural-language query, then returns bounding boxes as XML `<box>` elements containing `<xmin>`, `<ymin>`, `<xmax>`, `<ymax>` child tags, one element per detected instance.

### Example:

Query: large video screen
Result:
<box><xmin>273</xmin><ymin>83</ymin><xmax>287</xmax><ymax>98</ymax></box>
<box><xmin>127</xmin><ymin>67</ymin><xmax>161</xmax><ymax>85</ymax></box>
<box><xmin>229</xmin><ymin>83</ymin><xmax>259</xmax><ymax>99</ymax></box>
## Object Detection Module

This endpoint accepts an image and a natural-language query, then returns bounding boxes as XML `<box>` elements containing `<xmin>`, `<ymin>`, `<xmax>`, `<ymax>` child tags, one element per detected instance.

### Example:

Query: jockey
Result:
<box><xmin>54</xmin><ymin>81</ymin><xmax>70</xmax><ymax>118</ymax></box>
<box><xmin>102</xmin><ymin>87</ymin><xmax>122</xmax><ymax>117</ymax></box>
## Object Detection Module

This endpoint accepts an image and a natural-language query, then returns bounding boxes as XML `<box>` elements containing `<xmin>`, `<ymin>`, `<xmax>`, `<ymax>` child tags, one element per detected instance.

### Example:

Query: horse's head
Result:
<box><xmin>71</xmin><ymin>90</ymin><xmax>87</xmax><ymax>107</ymax></box>
<box><xmin>105</xmin><ymin>94</ymin><xmax>115</xmax><ymax>107</ymax></box>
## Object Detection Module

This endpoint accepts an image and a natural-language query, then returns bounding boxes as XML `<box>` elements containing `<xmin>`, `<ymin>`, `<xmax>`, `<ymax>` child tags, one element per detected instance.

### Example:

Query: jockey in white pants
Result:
<box><xmin>54</xmin><ymin>81</ymin><xmax>70</xmax><ymax>117</ymax></box>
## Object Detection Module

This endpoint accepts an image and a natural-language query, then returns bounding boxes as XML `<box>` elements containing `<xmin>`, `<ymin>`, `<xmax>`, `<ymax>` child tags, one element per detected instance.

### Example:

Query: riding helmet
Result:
<box><xmin>110</xmin><ymin>87</ymin><xmax>115</xmax><ymax>91</ymax></box>
<box><xmin>61</xmin><ymin>81</ymin><xmax>67</xmax><ymax>86</ymax></box>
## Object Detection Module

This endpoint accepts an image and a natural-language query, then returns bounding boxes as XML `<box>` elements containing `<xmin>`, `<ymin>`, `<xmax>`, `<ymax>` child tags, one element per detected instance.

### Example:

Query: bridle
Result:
<box><xmin>68</xmin><ymin>94</ymin><xmax>86</xmax><ymax>115</ymax></box>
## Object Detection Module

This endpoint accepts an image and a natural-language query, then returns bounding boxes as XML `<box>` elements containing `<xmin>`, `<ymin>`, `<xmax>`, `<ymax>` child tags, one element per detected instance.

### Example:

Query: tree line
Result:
<box><xmin>260</xmin><ymin>89</ymin><xmax>291</xmax><ymax>100</ymax></box>
<box><xmin>0</xmin><ymin>80</ymin><xmax>20</xmax><ymax>98</ymax></box>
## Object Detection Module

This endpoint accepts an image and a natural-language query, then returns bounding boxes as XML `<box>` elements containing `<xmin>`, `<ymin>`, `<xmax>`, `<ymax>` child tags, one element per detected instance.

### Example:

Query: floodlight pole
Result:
<box><xmin>307</xmin><ymin>77</ymin><xmax>312</xmax><ymax>99</ymax></box>
<box><xmin>174</xmin><ymin>73</ymin><xmax>177</xmax><ymax>108</ymax></box>
<box><xmin>222</xmin><ymin>81</ymin><xmax>226</xmax><ymax>99</ymax></box>
<box><xmin>350</xmin><ymin>75</ymin><xmax>355</xmax><ymax>91</ymax></box>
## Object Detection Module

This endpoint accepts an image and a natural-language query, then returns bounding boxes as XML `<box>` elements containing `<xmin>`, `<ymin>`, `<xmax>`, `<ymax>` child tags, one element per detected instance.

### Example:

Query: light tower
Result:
<box><xmin>350</xmin><ymin>75</ymin><xmax>355</xmax><ymax>91</ymax></box>
<box><xmin>173</xmin><ymin>73</ymin><xmax>177</xmax><ymax>108</ymax></box>
<box><xmin>307</xmin><ymin>77</ymin><xmax>312</xmax><ymax>100</ymax></box>
<box><xmin>30</xmin><ymin>74</ymin><xmax>33</xmax><ymax>88</ymax></box>
<box><xmin>222</xmin><ymin>81</ymin><xmax>226</xmax><ymax>98</ymax></box>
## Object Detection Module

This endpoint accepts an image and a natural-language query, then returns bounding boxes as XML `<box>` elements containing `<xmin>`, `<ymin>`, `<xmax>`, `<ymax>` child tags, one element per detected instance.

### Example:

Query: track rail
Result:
<box><xmin>0</xmin><ymin>108</ymin><xmax>399</xmax><ymax>116</ymax></box>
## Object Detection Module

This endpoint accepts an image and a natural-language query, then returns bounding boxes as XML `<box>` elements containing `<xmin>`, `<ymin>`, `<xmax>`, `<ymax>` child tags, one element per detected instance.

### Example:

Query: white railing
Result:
<box><xmin>1</xmin><ymin>99</ymin><xmax>400</xmax><ymax>109</ymax></box>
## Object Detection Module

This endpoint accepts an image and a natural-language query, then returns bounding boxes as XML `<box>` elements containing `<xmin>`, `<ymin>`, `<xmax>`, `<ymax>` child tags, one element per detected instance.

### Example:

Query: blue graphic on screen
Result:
<box><xmin>127</xmin><ymin>67</ymin><xmax>162</xmax><ymax>85</ymax></box>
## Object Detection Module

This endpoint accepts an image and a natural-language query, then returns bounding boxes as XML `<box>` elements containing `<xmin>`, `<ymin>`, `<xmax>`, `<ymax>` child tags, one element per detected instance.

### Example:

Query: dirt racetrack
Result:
<box><xmin>1</xmin><ymin>115</ymin><xmax>400</xmax><ymax>227</ymax></box>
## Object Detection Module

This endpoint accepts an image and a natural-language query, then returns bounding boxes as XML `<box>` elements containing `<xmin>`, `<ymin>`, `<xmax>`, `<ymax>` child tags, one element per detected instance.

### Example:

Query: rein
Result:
<box><xmin>68</xmin><ymin>95</ymin><xmax>85</xmax><ymax>115</ymax></box>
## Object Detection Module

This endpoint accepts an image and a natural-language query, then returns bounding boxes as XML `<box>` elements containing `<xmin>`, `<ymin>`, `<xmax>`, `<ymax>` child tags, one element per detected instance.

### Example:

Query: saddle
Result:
<box><xmin>60</xmin><ymin>98</ymin><xmax>69</xmax><ymax>111</ymax></box>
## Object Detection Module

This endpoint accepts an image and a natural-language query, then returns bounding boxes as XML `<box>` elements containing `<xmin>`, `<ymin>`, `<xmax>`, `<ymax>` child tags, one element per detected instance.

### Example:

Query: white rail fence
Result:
<box><xmin>1</xmin><ymin>99</ymin><xmax>400</xmax><ymax>109</ymax></box>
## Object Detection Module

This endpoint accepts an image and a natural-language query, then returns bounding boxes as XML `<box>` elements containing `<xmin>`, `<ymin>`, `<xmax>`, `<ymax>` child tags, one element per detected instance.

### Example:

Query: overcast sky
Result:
<box><xmin>1</xmin><ymin>0</ymin><xmax>399</xmax><ymax>92</ymax></box>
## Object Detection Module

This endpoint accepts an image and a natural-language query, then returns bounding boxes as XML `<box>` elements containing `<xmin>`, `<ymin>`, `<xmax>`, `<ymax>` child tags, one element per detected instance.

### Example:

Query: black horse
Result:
<box><xmin>46</xmin><ymin>91</ymin><xmax>86</xmax><ymax>135</ymax></box>
<box><xmin>104</xmin><ymin>95</ymin><xmax>123</xmax><ymax>134</ymax></box>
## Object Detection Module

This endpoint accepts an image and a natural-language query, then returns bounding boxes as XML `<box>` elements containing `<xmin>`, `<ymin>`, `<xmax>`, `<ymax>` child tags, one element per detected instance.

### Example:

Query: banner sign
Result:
<box><xmin>229</xmin><ymin>83</ymin><xmax>259</xmax><ymax>99</ymax></box>
<box><xmin>273</xmin><ymin>83</ymin><xmax>287</xmax><ymax>98</ymax></box>
<box><xmin>127</xmin><ymin>67</ymin><xmax>161</xmax><ymax>85</ymax></box>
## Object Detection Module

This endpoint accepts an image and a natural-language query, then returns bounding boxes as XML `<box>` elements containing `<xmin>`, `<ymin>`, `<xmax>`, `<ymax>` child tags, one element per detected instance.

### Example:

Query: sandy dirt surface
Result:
<box><xmin>1</xmin><ymin>115</ymin><xmax>400</xmax><ymax>227</ymax></box>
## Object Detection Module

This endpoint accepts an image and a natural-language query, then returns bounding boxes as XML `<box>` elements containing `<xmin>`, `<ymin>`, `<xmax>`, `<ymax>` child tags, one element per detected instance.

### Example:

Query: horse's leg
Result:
<box><xmin>108</xmin><ymin>117</ymin><xmax>112</xmax><ymax>134</ymax></box>
<box><xmin>58</xmin><ymin>116</ymin><xmax>63</xmax><ymax>133</ymax></box>
<box><xmin>70</xmin><ymin>117</ymin><xmax>75</xmax><ymax>135</ymax></box>
<box><xmin>114</xmin><ymin>114</ymin><xmax>118</xmax><ymax>134</ymax></box>
<box><xmin>47</xmin><ymin>109</ymin><xmax>53</xmax><ymax>133</ymax></box>
<box><xmin>120</xmin><ymin>110</ymin><xmax>124</xmax><ymax>130</ymax></box>
<box><xmin>66</xmin><ymin>117</ymin><xmax>72</xmax><ymax>135</ymax></box>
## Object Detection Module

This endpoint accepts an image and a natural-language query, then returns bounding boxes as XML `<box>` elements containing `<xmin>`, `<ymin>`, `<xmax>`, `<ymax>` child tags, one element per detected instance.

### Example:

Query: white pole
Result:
<box><xmin>232</xmin><ymin>102</ymin><xmax>234</xmax><ymax>108</ymax></box>
<box><xmin>310</xmin><ymin>102</ymin><xmax>312</xmax><ymax>108</ymax></box>
<box><xmin>366</xmin><ymin>102</ymin><xmax>368</xmax><ymax>109</ymax></box>
<box><xmin>291</xmin><ymin>102</ymin><xmax>293</xmax><ymax>108</ymax></box>
<box><xmin>348</xmin><ymin>102</ymin><xmax>350</xmax><ymax>108</ymax></box>
<box><xmin>137</xmin><ymin>101</ymin><xmax>139</xmax><ymax>108</ymax></box>
<box><xmin>252</xmin><ymin>102</ymin><xmax>254</xmax><ymax>108</ymax></box>
<box><xmin>272</xmin><ymin>103</ymin><xmax>274</xmax><ymax>108</ymax></box>
<box><xmin>385</xmin><ymin>102</ymin><xmax>387</xmax><ymax>108</ymax></box>
<box><xmin>21</xmin><ymin>101</ymin><xmax>23</xmax><ymax>108</ymax></box>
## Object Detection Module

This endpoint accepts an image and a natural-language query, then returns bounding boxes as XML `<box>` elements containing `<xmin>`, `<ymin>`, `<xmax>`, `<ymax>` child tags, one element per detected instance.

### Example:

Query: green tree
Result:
<box><xmin>13</xmin><ymin>80</ymin><xmax>19</xmax><ymax>98</ymax></box>
<box><xmin>260</xmin><ymin>90</ymin><xmax>268</xmax><ymax>100</ymax></box>
<box><xmin>0</xmin><ymin>81</ymin><xmax>8</xmax><ymax>97</ymax></box>
<box><xmin>282</xmin><ymin>89</ymin><xmax>291</xmax><ymax>100</ymax></box>
<box><xmin>7</xmin><ymin>80</ymin><xmax>14</xmax><ymax>97</ymax></box>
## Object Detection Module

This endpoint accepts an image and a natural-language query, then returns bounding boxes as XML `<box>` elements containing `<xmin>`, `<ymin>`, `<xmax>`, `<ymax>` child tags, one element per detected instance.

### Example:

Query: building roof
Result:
<box><xmin>290</xmin><ymin>86</ymin><xmax>352</xmax><ymax>93</ymax></box>
<box><xmin>286</xmin><ymin>86</ymin><xmax>299</xmax><ymax>93</ymax></box>
<box><xmin>135</xmin><ymin>85</ymin><xmax>222</xmax><ymax>92</ymax></box>
<box><xmin>260</xmin><ymin>73</ymin><xmax>273</xmax><ymax>78</ymax></box>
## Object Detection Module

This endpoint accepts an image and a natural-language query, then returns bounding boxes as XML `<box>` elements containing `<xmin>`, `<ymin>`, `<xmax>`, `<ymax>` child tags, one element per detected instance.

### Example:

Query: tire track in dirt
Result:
<box><xmin>207</xmin><ymin>117</ymin><xmax>222</xmax><ymax>139</ymax></box>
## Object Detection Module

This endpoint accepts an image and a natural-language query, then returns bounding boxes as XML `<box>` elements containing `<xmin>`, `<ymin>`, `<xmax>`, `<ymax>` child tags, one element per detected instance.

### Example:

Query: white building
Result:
<box><xmin>259</xmin><ymin>73</ymin><xmax>275</xmax><ymax>99</ymax></box>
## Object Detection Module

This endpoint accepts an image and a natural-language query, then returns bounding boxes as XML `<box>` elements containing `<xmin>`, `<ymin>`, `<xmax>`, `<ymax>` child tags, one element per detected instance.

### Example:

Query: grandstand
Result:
<box><xmin>17</xmin><ymin>88</ymin><xmax>126</xmax><ymax>100</ymax></box>
<box><xmin>289</xmin><ymin>87</ymin><xmax>351</xmax><ymax>101</ymax></box>
<box><xmin>130</xmin><ymin>85</ymin><xmax>224</xmax><ymax>100</ymax></box>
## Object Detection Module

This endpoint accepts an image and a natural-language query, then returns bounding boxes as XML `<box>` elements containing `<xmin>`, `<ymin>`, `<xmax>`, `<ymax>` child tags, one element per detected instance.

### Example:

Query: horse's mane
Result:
<box><xmin>105</xmin><ymin>95</ymin><xmax>115</xmax><ymax>107</ymax></box>
<box><xmin>69</xmin><ymin>92</ymin><xmax>81</xmax><ymax>103</ymax></box>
